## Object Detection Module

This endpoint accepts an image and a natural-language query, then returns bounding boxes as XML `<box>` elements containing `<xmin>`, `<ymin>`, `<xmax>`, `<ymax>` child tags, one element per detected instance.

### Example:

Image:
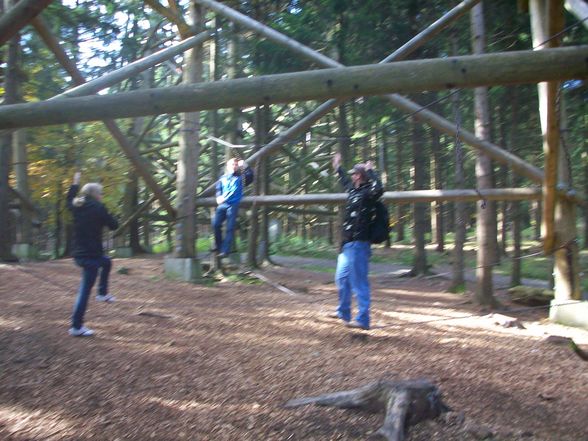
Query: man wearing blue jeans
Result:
<box><xmin>67</xmin><ymin>172</ymin><xmax>118</xmax><ymax>336</ymax></box>
<box><xmin>213</xmin><ymin>158</ymin><xmax>254</xmax><ymax>258</ymax></box>
<box><xmin>330</xmin><ymin>153</ymin><xmax>383</xmax><ymax>330</ymax></box>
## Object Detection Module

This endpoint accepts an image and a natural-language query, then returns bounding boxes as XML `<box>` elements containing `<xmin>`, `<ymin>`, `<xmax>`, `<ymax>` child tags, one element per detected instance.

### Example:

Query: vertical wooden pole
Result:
<box><xmin>530</xmin><ymin>0</ymin><xmax>580</xmax><ymax>301</ymax></box>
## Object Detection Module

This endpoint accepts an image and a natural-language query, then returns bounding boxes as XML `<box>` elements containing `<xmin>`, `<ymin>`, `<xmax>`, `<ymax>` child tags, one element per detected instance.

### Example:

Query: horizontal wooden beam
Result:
<box><xmin>0</xmin><ymin>46</ymin><xmax>586</xmax><ymax>130</ymax></box>
<box><xmin>195</xmin><ymin>188</ymin><xmax>541</xmax><ymax>207</ymax></box>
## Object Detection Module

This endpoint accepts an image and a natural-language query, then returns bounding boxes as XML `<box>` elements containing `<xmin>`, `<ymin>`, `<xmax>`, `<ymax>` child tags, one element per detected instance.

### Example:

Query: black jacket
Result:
<box><xmin>337</xmin><ymin>167</ymin><xmax>383</xmax><ymax>246</ymax></box>
<box><xmin>67</xmin><ymin>185</ymin><xmax>119</xmax><ymax>258</ymax></box>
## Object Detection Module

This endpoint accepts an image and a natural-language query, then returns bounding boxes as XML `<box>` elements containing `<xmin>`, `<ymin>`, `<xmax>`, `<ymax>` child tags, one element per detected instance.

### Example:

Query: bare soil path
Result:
<box><xmin>1</xmin><ymin>256</ymin><xmax>587</xmax><ymax>441</ymax></box>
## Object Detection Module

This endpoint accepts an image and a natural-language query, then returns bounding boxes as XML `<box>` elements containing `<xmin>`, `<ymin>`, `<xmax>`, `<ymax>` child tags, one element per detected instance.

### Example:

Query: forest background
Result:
<box><xmin>2</xmin><ymin>0</ymin><xmax>587</xmax><ymax>294</ymax></box>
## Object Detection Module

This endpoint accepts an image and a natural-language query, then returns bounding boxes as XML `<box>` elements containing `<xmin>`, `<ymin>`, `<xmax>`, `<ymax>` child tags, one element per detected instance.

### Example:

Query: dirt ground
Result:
<box><xmin>1</xmin><ymin>255</ymin><xmax>587</xmax><ymax>441</ymax></box>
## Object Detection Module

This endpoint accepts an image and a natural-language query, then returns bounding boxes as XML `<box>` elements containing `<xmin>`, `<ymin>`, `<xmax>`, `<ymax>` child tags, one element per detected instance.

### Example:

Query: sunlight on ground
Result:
<box><xmin>0</xmin><ymin>405</ymin><xmax>74</xmax><ymax>438</ymax></box>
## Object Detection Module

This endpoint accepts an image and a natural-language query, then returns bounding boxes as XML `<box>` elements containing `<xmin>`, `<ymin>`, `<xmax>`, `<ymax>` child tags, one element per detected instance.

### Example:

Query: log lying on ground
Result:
<box><xmin>285</xmin><ymin>379</ymin><xmax>449</xmax><ymax>441</ymax></box>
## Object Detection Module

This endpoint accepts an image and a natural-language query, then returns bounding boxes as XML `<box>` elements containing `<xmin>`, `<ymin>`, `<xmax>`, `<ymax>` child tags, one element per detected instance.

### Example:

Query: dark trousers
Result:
<box><xmin>212</xmin><ymin>202</ymin><xmax>240</xmax><ymax>255</ymax></box>
<box><xmin>72</xmin><ymin>256</ymin><xmax>111</xmax><ymax>329</ymax></box>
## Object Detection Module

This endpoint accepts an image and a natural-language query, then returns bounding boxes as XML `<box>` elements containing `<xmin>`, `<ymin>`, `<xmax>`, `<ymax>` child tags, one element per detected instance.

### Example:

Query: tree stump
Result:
<box><xmin>285</xmin><ymin>379</ymin><xmax>449</xmax><ymax>441</ymax></box>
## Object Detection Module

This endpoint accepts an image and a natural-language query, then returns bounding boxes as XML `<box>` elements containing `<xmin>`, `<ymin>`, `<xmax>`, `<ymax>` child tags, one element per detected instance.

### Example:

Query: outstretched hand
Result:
<box><xmin>364</xmin><ymin>160</ymin><xmax>374</xmax><ymax>171</ymax></box>
<box><xmin>332</xmin><ymin>152</ymin><xmax>342</xmax><ymax>171</ymax></box>
<box><xmin>73</xmin><ymin>171</ymin><xmax>81</xmax><ymax>185</ymax></box>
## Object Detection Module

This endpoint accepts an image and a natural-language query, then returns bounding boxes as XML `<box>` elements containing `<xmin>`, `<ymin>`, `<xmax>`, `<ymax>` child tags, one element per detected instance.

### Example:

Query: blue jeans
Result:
<box><xmin>72</xmin><ymin>256</ymin><xmax>111</xmax><ymax>329</ymax></box>
<box><xmin>212</xmin><ymin>202</ymin><xmax>240</xmax><ymax>254</ymax></box>
<box><xmin>335</xmin><ymin>241</ymin><xmax>371</xmax><ymax>328</ymax></box>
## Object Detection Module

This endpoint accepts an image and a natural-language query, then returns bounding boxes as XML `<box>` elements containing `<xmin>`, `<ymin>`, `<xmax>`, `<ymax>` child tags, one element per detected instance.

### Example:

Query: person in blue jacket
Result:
<box><xmin>212</xmin><ymin>158</ymin><xmax>254</xmax><ymax>258</ymax></box>
<box><xmin>329</xmin><ymin>152</ymin><xmax>383</xmax><ymax>330</ymax></box>
<box><xmin>66</xmin><ymin>172</ymin><xmax>119</xmax><ymax>337</ymax></box>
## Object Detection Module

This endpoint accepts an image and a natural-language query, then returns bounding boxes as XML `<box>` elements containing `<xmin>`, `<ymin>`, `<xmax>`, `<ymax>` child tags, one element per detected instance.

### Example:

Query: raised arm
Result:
<box><xmin>66</xmin><ymin>171</ymin><xmax>81</xmax><ymax>210</ymax></box>
<box><xmin>332</xmin><ymin>152</ymin><xmax>352</xmax><ymax>191</ymax></box>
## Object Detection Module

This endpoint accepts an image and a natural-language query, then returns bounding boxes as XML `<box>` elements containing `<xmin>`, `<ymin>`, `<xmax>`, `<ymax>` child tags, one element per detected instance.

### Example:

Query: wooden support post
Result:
<box><xmin>530</xmin><ymin>0</ymin><xmax>581</xmax><ymax>302</ymax></box>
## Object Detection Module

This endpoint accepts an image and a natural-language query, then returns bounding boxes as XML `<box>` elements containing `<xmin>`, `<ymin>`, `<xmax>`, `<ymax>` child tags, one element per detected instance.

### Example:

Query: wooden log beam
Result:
<box><xmin>31</xmin><ymin>17</ymin><xmax>176</xmax><ymax>219</ymax></box>
<box><xmin>0</xmin><ymin>46</ymin><xmax>586</xmax><ymax>131</ymax></box>
<box><xmin>52</xmin><ymin>30</ymin><xmax>212</xmax><ymax>99</ymax></box>
<box><xmin>0</xmin><ymin>0</ymin><xmax>53</xmax><ymax>46</ymax></box>
<box><xmin>565</xmin><ymin>0</ymin><xmax>588</xmax><ymax>30</ymax></box>
<box><xmin>195</xmin><ymin>188</ymin><xmax>541</xmax><ymax>207</ymax></box>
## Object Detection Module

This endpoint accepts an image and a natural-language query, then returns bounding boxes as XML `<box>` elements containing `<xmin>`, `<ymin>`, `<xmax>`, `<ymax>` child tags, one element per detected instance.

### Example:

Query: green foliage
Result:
<box><xmin>270</xmin><ymin>234</ymin><xmax>336</xmax><ymax>260</ymax></box>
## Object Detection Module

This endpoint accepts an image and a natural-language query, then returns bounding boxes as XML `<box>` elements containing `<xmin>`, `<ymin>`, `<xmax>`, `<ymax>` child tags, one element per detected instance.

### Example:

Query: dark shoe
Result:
<box><xmin>345</xmin><ymin>320</ymin><xmax>369</xmax><ymax>330</ymax></box>
<box><xmin>217</xmin><ymin>252</ymin><xmax>228</xmax><ymax>259</ymax></box>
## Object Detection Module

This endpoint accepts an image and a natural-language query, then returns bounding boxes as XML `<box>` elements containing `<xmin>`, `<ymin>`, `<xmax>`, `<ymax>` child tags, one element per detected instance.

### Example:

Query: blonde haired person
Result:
<box><xmin>66</xmin><ymin>172</ymin><xmax>118</xmax><ymax>337</ymax></box>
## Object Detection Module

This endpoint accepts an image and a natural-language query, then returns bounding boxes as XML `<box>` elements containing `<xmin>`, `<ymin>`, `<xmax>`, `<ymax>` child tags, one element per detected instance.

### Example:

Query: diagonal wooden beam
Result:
<box><xmin>31</xmin><ymin>16</ymin><xmax>176</xmax><ymax>219</ymax></box>
<box><xmin>52</xmin><ymin>30</ymin><xmax>212</xmax><ymax>99</ymax></box>
<box><xmin>0</xmin><ymin>0</ymin><xmax>54</xmax><ymax>46</ymax></box>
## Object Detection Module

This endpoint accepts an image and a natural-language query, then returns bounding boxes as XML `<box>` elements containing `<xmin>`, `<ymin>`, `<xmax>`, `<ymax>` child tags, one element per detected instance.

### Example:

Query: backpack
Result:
<box><xmin>368</xmin><ymin>200</ymin><xmax>390</xmax><ymax>244</ymax></box>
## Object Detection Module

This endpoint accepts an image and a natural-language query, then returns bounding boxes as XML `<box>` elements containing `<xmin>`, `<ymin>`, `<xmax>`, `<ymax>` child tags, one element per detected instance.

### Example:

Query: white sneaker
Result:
<box><xmin>96</xmin><ymin>294</ymin><xmax>115</xmax><ymax>303</ymax></box>
<box><xmin>69</xmin><ymin>326</ymin><xmax>95</xmax><ymax>337</ymax></box>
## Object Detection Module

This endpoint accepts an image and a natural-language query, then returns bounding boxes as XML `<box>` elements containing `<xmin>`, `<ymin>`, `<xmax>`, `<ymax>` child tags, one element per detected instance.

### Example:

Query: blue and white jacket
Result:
<box><xmin>215</xmin><ymin>166</ymin><xmax>254</xmax><ymax>205</ymax></box>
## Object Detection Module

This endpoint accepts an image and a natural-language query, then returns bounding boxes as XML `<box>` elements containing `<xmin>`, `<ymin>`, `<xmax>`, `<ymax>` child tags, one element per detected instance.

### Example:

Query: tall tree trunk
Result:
<box><xmin>174</xmin><ymin>1</ymin><xmax>202</xmax><ymax>258</ymax></box>
<box><xmin>450</xmin><ymin>89</ymin><xmax>466</xmax><ymax>292</ymax></box>
<box><xmin>395</xmin><ymin>131</ymin><xmax>406</xmax><ymax>242</ymax></box>
<box><xmin>471</xmin><ymin>3</ymin><xmax>497</xmax><ymax>307</ymax></box>
<box><xmin>411</xmin><ymin>118</ymin><xmax>428</xmax><ymax>275</ymax></box>
<box><xmin>380</xmin><ymin>128</ymin><xmax>391</xmax><ymax>247</ymax></box>
<box><xmin>246</xmin><ymin>108</ymin><xmax>262</xmax><ymax>268</ymax></box>
<box><xmin>430</xmin><ymin>128</ymin><xmax>444</xmax><ymax>252</ymax></box>
<box><xmin>509</xmin><ymin>90</ymin><xmax>522</xmax><ymax>287</ymax></box>
<box><xmin>584</xmin><ymin>154</ymin><xmax>588</xmax><ymax>249</ymax></box>
<box><xmin>0</xmin><ymin>0</ymin><xmax>18</xmax><ymax>261</ymax></box>
<box><xmin>53</xmin><ymin>180</ymin><xmax>62</xmax><ymax>258</ymax></box>
<box><xmin>259</xmin><ymin>105</ymin><xmax>272</xmax><ymax>263</ymax></box>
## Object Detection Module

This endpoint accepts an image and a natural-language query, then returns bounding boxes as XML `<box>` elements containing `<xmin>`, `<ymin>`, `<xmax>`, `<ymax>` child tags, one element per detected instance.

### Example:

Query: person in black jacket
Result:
<box><xmin>329</xmin><ymin>153</ymin><xmax>383</xmax><ymax>330</ymax></box>
<box><xmin>66</xmin><ymin>172</ymin><xmax>119</xmax><ymax>337</ymax></box>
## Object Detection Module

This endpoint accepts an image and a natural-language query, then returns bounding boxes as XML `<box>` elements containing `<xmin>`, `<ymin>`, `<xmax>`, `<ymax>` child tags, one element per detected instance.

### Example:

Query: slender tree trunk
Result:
<box><xmin>260</xmin><ymin>105</ymin><xmax>272</xmax><ymax>263</ymax></box>
<box><xmin>450</xmin><ymin>89</ymin><xmax>466</xmax><ymax>292</ymax></box>
<box><xmin>53</xmin><ymin>180</ymin><xmax>62</xmax><ymax>258</ymax></box>
<box><xmin>174</xmin><ymin>1</ymin><xmax>203</xmax><ymax>258</ymax></box>
<box><xmin>246</xmin><ymin>108</ymin><xmax>262</xmax><ymax>268</ymax></box>
<box><xmin>509</xmin><ymin>90</ymin><xmax>522</xmax><ymax>286</ymax></box>
<box><xmin>0</xmin><ymin>0</ymin><xmax>18</xmax><ymax>261</ymax></box>
<box><xmin>471</xmin><ymin>3</ymin><xmax>497</xmax><ymax>307</ymax></box>
<box><xmin>395</xmin><ymin>131</ymin><xmax>405</xmax><ymax>242</ymax></box>
<box><xmin>411</xmin><ymin>118</ymin><xmax>428</xmax><ymax>275</ymax></box>
<box><xmin>380</xmin><ymin>128</ymin><xmax>391</xmax><ymax>247</ymax></box>
<box><xmin>584</xmin><ymin>155</ymin><xmax>588</xmax><ymax>249</ymax></box>
<box><xmin>430</xmin><ymin>128</ymin><xmax>444</xmax><ymax>252</ymax></box>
